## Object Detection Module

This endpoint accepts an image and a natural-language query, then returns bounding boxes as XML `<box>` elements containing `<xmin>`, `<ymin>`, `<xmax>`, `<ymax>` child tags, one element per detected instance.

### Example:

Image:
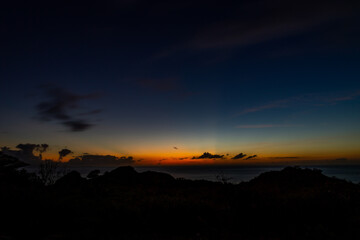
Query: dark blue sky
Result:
<box><xmin>1</xmin><ymin>0</ymin><xmax>360</xmax><ymax>165</ymax></box>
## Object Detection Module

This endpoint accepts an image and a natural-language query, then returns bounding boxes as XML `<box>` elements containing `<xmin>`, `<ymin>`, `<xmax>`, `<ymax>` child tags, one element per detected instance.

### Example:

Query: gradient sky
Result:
<box><xmin>1</xmin><ymin>0</ymin><xmax>360</xmax><ymax>165</ymax></box>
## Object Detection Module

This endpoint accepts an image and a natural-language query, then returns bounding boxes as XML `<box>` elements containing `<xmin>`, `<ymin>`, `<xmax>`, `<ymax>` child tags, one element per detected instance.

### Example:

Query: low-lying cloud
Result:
<box><xmin>192</xmin><ymin>152</ymin><xmax>224</xmax><ymax>159</ymax></box>
<box><xmin>232</xmin><ymin>153</ymin><xmax>247</xmax><ymax>159</ymax></box>
<box><xmin>244</xmin><ymin>155</ymin><xmax>257</xmax><ymax>160</ymax></box>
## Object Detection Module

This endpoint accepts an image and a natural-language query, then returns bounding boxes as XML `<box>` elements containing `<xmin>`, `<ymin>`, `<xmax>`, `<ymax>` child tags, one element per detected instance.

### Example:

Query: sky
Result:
<box><xmin>1</xmin><ymin>0</ymin><xmax>360</xmax><ymax>166</ymax></box>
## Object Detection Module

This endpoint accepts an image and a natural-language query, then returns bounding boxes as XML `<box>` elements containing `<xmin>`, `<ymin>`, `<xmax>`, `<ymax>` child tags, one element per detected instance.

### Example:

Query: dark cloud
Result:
<box><xmin>192</xmin><ymin>152</ymin><xmax>224</xmax><ymax>159</ymax></box>
<box><xmin>244</xmin><ymin>155</ymin><xmax>257</xmax><ymax>160</ymax></box>
<box><xmin>78</xmin><ymin>109</ymin><xmax>103</xmax><ymax>116</ymax></box>
<box><xmin>68</xmin><ymin>154</ymin><xmax>135</xmax><ymax>166</ymax></box>
<box><xmin>173</xmin><ymin>147</ymin><xmax>178</xmax><ymax>150</ymax></box>
<box><xmin>59</xmin><ymin>149</ymin><xmax>73</xmax><ymax>161</ymax></box>
<box><xmin>232</xmin><ymin>153</ymin><xmax>247</xmax><ymax>160</ymax></box>
<box><xmin>270</xmin><ymin>157</ymin><xmax>300</xmax><ymax>159</ymax></box>
<box><xmin>36</xmin><ymin>85</ymin><xmax>102</xmax><ymax>132</ymax></box>
<box><xmin>63</xmin><ymin>120</ymin><xmax>93</xmax><ymax>132</ymax></box>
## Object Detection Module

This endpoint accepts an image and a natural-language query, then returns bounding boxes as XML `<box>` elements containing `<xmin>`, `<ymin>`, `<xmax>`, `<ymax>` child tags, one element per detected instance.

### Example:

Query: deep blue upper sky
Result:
<box><xmin>1</xmin><ymin>0</ymin><xmax>360</xmax><ymax>164</ymax></box>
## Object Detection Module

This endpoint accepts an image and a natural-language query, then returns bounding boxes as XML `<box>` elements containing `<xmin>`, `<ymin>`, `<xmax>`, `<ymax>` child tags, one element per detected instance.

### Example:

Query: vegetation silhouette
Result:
<box><xmin>87</xmin><ymin>169</ymin><xmax>100</xmax><ymax>179</ymax></box>
<box><xmin>1</xmin><ymin>152</ymin><xmax>360</xmax><ymax>239</ymax></box>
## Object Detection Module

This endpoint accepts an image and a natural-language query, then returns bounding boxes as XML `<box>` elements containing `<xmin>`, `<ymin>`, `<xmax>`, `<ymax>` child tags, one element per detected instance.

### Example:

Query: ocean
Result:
<box><xmin>137</xmin><ymin>165</ymin><xmax>360</xmax><ymax>184</ymax></box>
<box><xmin>42</xmin><ymin>165</ymin><xmax>360</xmax><ymax>184</ymax></box>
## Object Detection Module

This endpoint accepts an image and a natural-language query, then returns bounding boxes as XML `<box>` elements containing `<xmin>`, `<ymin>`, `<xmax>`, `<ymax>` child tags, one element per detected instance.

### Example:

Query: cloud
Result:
<box><xmin>236</xmin><ymin>124</ymin><xmax>301</xmax><ymax>129</ymax></box>
<box><xmin>36</xmin><ymin>85</ymin><xmax>102</xmax><ymax>132</ymax></box>
<box><xmin>244</xmin><ymin>155</ymin><xmax>257</xmax><ymax>160</ymax></box>
<box><xmin>269</xmin><ymin>157</ymin><xmax>300</xmax><ymax>159</ymax></box>
<box><xmin>238</xmin><ymin>90</ymin><xmax>360</xmax><ymax>115</ymax></box>
<box><xmin>152</xmin><ymin>0</ymin><xmax>357</xmax><ymax>60</ymax></box>
<box><xmin>239</xmin><ymin>99</ymin><xmax>291</xmax><ymax>115</ymax></box>
<box><xmin>173</xmin><ymin>147</ymin><xmax>178</xmax><ymax>150</ymax></box>
<box><xmin>232</xmin><ymin>153</ymin><xmax>247</xmax><ymax>159</ymax></box>
<box><xmin>328</xmin><ymin>91</ymin><xmax>360</xmax><ymax>103</ymax></box>
<box><xmin>192</xmin><ymin>152</ymin><xmax>224</xmax><ymax>159</ymax></box>
<box><xmin>63</xmin><ymin>120</ymin><xmax>93</xmax><ymax>132</ymax></box>
<box><xmin>78</xmin><ymin>109</ymin><xmax>103</xmax><ymax>116</ymax></box>
<box><xmin>195</xmin><ymin>1</ymin><xmax>355</xmax><ymax>50</ymax></box>
<box><xmin>68</xmin><ymin>154</ymin><xmax>135</xmax><ymax>166</ymax></box>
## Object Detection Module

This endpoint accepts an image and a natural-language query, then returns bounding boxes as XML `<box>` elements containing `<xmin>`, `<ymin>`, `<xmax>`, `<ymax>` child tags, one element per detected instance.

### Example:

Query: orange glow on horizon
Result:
<box><xmin>34</xmin><ymin>148</ymin><xmax>360</xmax><ymax>166</ymax></box>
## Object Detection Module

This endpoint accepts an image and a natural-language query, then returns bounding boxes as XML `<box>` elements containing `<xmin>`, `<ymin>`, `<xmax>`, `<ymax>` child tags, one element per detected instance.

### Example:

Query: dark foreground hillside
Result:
<box><xmin>1</xmin><ymin>155</ymin><xmax>360</xmax><ymax>239</ymax></box>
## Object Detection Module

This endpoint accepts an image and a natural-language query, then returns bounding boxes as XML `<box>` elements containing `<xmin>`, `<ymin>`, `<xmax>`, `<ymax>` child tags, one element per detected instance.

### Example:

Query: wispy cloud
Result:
<box><xmin>153</xmin><ymin>0</ymin><xmax>356</xmax><ymax>60</ymax></box>
<box><xmin>236</xmin><ymin>124</ymin><xmax>301</xmax><ymax>129</ymax></box>
<box><xmin>239</xmin><ymin>99</ymin><xmax>291</xmax><ymax>115</ymax></box>
<box><xmin>191</xmin><ymin>16</ymin><xmax>329</xmax><ymax>50</ymax></box>
<box><xmin>328</xmin><ymin>90</ymin><xmax>360</xmax><ymax>103</ymax></box>
<box><xmin>238</xmin><ymin>90</ymin><xmax>360</xmax><ymax>115</ymax></box>
<box><xmin>35</xmin><ymin>85</ymin><xmax>102</xmax><ymax>132</ymax></box>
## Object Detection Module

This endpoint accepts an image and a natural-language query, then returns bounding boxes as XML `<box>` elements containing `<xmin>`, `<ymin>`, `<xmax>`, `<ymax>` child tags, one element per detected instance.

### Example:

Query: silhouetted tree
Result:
<box><xmin>58</xmin><ymin>148</ymin><xmax>72</xmax><ymax>161</ymax></box>
<box><xmin>38</xmin><ymin>160</ymin><xmax>69</xmax><ymax>185</ymax></box>
<box><xmin>35</xmin><ymin>144</ymin><xmax>49</xmax><ymax>160</ymax></box>
<box><xmin>87</xmin><ymin>169</ymin><xmax>100</xmax><ymax>179</ymax></box>
<box><xmin>216</xmin><ymin>171</ymin><xmax>232</xmax><ymax>184</ymax></box>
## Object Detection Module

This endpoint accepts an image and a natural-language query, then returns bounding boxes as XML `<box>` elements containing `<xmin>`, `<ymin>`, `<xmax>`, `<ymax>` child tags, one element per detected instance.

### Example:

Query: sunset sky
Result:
<box><xmin>1</xmin><ymin>0</ymin><xmax>360</xmax><ymax>165</ymax></box>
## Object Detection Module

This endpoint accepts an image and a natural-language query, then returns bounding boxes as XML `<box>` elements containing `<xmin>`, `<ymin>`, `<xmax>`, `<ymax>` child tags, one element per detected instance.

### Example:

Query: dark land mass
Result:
<box><xmin>1</xmin><ymin>152</ymin><xmax>360</xmax><ymax>239</ymax></box>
